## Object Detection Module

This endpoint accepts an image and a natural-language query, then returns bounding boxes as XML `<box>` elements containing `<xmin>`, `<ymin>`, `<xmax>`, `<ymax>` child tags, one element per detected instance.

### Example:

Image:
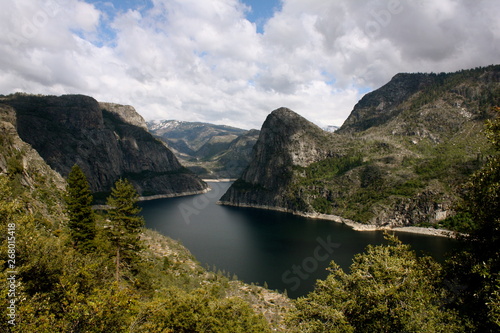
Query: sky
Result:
<box><xmin>0</xmin><ymin>0</ymin><xmax>499</xmax><ymax>129</ymax></box>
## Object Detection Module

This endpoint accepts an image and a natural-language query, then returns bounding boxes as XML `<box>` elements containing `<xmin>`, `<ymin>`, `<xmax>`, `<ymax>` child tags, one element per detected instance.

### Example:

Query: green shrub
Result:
<box><xmin>301</xmin><ymin>154</ymin><xmax>364</xmax><ymax>181</ymax></box>
<box><xmin>287</xmin><ymin>234</ymin><xmax>466</xmax><ymax>332</ymax></box>
<box><xmin>7</xmin><ymin>155</ymin><xmax>23</xmax><ymax>175</ymax></box>
<box><xmin>312</xmin><ymin>197</ymin><xmax>333</xmax><ymax>214</ymax></box>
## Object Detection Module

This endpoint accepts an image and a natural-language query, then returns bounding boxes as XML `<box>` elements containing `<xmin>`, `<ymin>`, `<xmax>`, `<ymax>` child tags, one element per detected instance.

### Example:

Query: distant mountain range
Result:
<box><xmin>147</xmin><ymin>120</ymin><xmax>260</xmax><ymax>179</ymax></box>
<box><xmin>220</xmin><ymin>65</ymin><xmax>500</xmax><ymax>229</ymax></box>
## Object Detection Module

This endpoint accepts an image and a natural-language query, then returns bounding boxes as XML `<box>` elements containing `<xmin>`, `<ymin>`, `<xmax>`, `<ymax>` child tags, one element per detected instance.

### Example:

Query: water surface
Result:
<box><xmin>140</xmin><ymin>182</ymin><xmax>460</xmax><ymax>298</ymax></box>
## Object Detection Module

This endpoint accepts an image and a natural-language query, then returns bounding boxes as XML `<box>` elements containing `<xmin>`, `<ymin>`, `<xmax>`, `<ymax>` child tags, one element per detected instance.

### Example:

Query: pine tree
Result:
<box><xmin>65</xmin><ymin>164</ymin><xmax>96</xmax><ymax>252</ymax></box>
<box><xmin>106</xmin><ymin>178</ymin><xmax>145</xmax><ymax>283</ymax></box>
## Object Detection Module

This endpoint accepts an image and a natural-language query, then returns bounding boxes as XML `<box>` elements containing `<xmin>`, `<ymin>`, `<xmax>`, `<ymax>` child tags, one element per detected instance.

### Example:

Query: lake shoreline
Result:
<box><xmin>217</xmin><ymin>201</ymin><xmax>457</xmax><ymax>238</ymax></box>
<box><xmin>138</xmin><ymin>187</ymin><xmax>211</xmax><ymax>201</ymax></box>
<box><xmin>93</xmin><ymin>188</ymin><xmax>211</xmax><ymax>210</ymax></box>
<box><xmin>202</xmin><ymin>178</ymin><xmax>237</xmax><ymax>182</ymax></box>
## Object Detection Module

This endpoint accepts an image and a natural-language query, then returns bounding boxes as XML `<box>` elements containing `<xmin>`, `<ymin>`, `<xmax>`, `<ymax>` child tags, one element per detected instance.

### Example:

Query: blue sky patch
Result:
<box><xmin>241</xmin><ymin>0</ymin><xmax>281</xmax><ymax>33</ymax></box>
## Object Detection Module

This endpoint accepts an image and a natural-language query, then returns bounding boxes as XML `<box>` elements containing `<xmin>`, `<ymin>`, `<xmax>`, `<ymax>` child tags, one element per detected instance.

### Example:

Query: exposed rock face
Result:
<box><xmin>0</xmin><ymin>94</ymin><xmax>207</xmax><ymax>198</ymax></box>
<box><xmin>338</xmin><ymin>73</ymin><xmax>435</xmax><ymax>133</ymax></box>
<box><xmin>99</xmin><ymin>102</ymin><xmax>148</xmax><ymax>130</ymax></box>
<box><xmin>215</xmin><ymin>129</ymin><xmax>260</xmax><ymax>178</ymax></box>
<box><xmin>0</xmin><ymin>104</ymin><xmax>68</xmax><ymax>220</ymax></box>
<box><xmin>220</xmin><ymin>65</ymin><xmax>500</xmax><ymax>228</ymax></box>
<box><xmin>220</xmin><ymin>107</ymin><xmax>338</xmax><ymax>211</ymax></box>
<box><xmin>338</xmin><ymin>66</ymin><xmax>500</xmax><ymax>136</ymax></box>
<box><xmin>240</xmin><ymin>108</ymin><xmax>331</xmax><ymax>184</ymax></box>
<box><xmin>148</xmin><ymin>120</ymin><xmax>248</xmax><ymax>153</ymax></box>
<box><xmin>0</xmin><ymin>104</ymin><xmax>66</xmax><ymax>189</ymax></box>
<box><xmin>373</xmin><ymin>190</ymin><xmax>453</xmax><ymax>227</ymax></box>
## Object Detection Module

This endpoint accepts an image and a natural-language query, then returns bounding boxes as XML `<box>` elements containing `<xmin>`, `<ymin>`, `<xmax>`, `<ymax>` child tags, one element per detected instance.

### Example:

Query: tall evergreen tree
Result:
<box><xmin>106</xmin><ymin>178</ymin><xmax>145</xmax><ymax>283</ymax></box>
<box><xmin>65</xmin><ymin>164</ymin><xmax>96</xmax><ymax>252</ymax></box>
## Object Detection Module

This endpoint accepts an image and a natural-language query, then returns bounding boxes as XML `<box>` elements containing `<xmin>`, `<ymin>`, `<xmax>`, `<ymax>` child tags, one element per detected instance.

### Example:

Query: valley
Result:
<box><xmin>0</xmin><ymin>64</ymin><xmax>498</xmax><ymax>331</ymax></box>
<box><xmin>147</xmin><ymin>120</ymin><xmax>260</xmax><ymax>179</ymax></box>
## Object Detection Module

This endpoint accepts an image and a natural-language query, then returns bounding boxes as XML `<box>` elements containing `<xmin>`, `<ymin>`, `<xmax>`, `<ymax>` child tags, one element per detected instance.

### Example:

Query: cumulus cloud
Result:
<box><xmin>0</xmin><ymin>0</ymin><xmax>498</xmax><ymax>129</ymax></box>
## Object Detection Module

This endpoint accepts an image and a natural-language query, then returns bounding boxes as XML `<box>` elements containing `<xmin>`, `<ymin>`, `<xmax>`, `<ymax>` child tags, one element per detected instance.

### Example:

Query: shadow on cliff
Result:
<box><xmin>0</xmin><ymin>93</ymin><xmax>207</xmax><ymax>203</ymax></box>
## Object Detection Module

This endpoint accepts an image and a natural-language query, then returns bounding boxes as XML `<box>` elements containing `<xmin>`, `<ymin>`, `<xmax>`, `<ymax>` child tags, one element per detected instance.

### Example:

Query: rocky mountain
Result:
<box><xmin>212</xmin><ymin>129</ymin><xmax>260</xmax><ymax>178</ymax></box>
<box><xmin>148</xmin><ymin>120</ymin><xmax>259</xmax><ymax>179</ymax></box>
<box><xmin>220</xmin><ymin>65</ymin><xmax>500</xmax><ymax>228</ymax></box>
<box><xmin>0</xmin><ymin>94</ymin><xmax>208</xmax><ymax>200</ymax></box>
<box><xmin>219</xmin><ymin>108</ymin><xmax>344</xmax><ymax>210</ymax></box>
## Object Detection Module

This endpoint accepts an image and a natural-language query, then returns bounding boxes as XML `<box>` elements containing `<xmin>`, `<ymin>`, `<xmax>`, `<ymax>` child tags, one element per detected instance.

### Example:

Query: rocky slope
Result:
<box><xmin>213</xmin><ymin>129</ymin><xmax>261</xmax><ymax>178</ymax></box>
<box><xmin>148</xmin><ymin>120</ymin><xmax>259</xmax><ymax>179</ymax></box>
<box><xmin>0</xmin><ymin>94</ymin><xmax>207</xmax><ymax>200</ymax></box>
<box><xmin>220</xmin><ymin>65</ymin><xmax>500</xmax><ymax>228</ymax></box>
<box><xmin>0</xmin><ymin>103</ymin><xmax>68</xmax><ymax>224</ymax></box>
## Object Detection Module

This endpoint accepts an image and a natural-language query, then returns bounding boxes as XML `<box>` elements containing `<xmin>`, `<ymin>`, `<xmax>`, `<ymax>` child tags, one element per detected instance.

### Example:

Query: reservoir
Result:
<box><xmin>140</xmin><ymin>182</ymin><xmax>460</xmax><ymax>298</ymax></box>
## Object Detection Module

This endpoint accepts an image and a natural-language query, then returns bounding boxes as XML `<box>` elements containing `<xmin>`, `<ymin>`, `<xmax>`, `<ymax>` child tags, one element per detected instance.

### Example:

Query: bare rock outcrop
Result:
<box><xmin>0</xmin><ymin>94</ymin><xmax>207</xmax><ymax>199</ymax></box>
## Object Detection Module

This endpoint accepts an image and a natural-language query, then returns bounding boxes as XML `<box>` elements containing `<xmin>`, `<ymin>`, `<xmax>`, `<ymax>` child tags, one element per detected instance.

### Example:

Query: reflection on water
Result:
<box><xmin>140</xmin><ymin>182</ymin><xmax>461</xmax><ymax>298</ymax></box>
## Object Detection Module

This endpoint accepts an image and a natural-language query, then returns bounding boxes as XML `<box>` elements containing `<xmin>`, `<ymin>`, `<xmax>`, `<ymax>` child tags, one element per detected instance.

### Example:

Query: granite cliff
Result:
<box><xmin>219</xmin><ymin>107</ymin><xmax>344</xmax><ymax>211</ymax></box>
<box><xmin>0</xmin><ymin>94</ymin><xmax>208</xmax><ymax>200</ymax></box>
<box><xmin>220</xmin><ymin>65</ymin><xmax>500</xmax><ymax>228</ymax></box>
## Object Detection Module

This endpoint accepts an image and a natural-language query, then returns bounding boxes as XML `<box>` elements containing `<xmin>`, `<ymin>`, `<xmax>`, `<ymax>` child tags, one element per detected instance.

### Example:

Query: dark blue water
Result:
<box><xmin>140</xmin><ymin>182</ymin><xmax>461</xmax><ymax>298</ymax></box>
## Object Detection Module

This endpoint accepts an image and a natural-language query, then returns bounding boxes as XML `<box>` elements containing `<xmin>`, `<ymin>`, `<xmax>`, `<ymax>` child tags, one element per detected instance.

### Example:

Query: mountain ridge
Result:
<box><xmin>220</xmin><ymin>65</ymin><xmax>500</xmax><ymax>229</ymax></box>
<box><xmin>0</xmin><ymin>93</ymin><xmax>208</xmax><ymax>200</ymax></box>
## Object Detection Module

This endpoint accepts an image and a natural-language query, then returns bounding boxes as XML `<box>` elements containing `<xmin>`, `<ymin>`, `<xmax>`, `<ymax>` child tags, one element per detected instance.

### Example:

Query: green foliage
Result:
<box><xmin>65</xmin><ymin>164</ymin><xmax>96</xmax><ymax>252</ymax></box>
<box><xmin>409</xmin><ymin>66</ymin><xmax>500</xmax><ymax>112</ymax></box>
<box><xmin>411</xmin><ymin>138</ymin><xmax>485</xmax><ymax>188</ymax></box>
<box><xmin>289</xmin><ymin>154</ymin><xmax>365</xmax><ymax>215</ymax></box>
<box><xmin>462</xmin><ymin>120</ymin><xmax>500</xmax><ymax>248</ymax></box>
<box><xmin>0</xmin><ymin>175</ymin><xmax>22</xmax><ymax>225</ymax></box>
<box><xmin>437</xmin><ymin>212</ymin><xmax>476</xmax><ymax>233</ymax></box>
<box><xmin>485</xmin><ymin>107</ymin><xmax>500</xmax><ymax>149</ymax></box>
<box><xmin>6</xmin><ymin>155</ymin><xmax>23</xmax><ymax>176</ymax></box>
<box><xmin>106</xmin><ymin>179</ymin><xmax>144</xmax><ymax>239</ymax></box>
<box><xmin>0</xmin><ymin>173</ymin><xmax>273</xmax><ymax>332</ymax></box>
<box><xmin>106</xmin><ymin>178</ymin><xmax>145</xmax><ymax>281</ymax></box>
<box><xmin>298</xmin><ymin>154</ymin><xmax>364</xmax><ymax>182</ymax></box>
<box><xmin>135</xmin><ymin>288</ymin><xmax>271</xmax><ymax>332</ymax></box>
<box><xmin>446</xmin><ymin>109</ymin><xmax>500</xmax><ymax>331</ymax></box>
<box><xmin>287</xmin><ymin>233</ymin><xmax>466</xmax><ymax>332</ymax></box>
<box><xmin>312</xmin><ymin>197</ymin><xmax>333</xmax><ymax>214</ymax></box>
<box><xmin>360</xmin><ymin>164</ymin><xmax>385</xmax><ymax>189</ymax></box>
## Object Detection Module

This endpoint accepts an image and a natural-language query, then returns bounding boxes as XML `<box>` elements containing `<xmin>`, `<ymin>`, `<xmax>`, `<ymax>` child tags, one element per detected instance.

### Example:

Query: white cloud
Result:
<box><xmin>0</xmin><ymin>0</ymin><xmax>498</xmax><ymax>129</ymax></box>
<box><xmin>72</xmin><ymin>1</ymin><xmax>101</xmax><ymax>32</ymax></box>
